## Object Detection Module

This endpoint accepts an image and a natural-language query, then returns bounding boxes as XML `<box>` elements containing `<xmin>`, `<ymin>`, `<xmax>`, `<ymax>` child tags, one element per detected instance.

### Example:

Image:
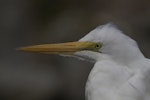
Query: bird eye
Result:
<box><xmin>95</xmin><ymin>43</ymin><xmax>101</xmax><ymax>49</ymax></box>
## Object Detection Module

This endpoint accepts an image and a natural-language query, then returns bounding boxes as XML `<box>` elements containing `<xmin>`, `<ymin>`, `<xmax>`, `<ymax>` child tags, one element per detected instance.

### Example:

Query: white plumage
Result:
<box><xmin>76</xmin><ymin>23</ymin><xmax>150</xmax><ymax>100</ymax></box>
<box><xmin>19</xmin><ymin>23</ymin><xmax>150</xmax><ymax>100</ymax></box>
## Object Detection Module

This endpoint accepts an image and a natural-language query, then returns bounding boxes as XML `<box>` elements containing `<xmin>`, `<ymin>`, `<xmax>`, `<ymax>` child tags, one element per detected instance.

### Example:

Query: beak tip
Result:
<box><xmin>16</xmin><ymin>47</ymin><xmax>27</xmax><ymax>52</ymax></box>
<box><xmin>16</xmin><ymin>47</ymin><xmax>21</xmax><ymax>51</ymax></box>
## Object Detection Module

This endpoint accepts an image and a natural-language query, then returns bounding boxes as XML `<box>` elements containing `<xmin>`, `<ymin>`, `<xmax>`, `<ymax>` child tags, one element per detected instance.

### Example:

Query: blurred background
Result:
<box><xmin>0</xmin><ymin>0</ymin><xmax>150</xmax><ymax>100</ymax></box>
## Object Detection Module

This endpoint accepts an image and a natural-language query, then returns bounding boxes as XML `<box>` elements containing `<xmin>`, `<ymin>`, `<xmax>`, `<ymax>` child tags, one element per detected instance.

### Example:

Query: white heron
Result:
<box><xmin>19</xmin><ymin>23</ymin><xmax>150</xmax><ymax>100</ymax></box>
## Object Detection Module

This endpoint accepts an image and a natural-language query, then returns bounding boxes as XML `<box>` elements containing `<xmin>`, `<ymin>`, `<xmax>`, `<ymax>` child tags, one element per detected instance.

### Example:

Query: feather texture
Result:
<box><xmin>76</xmin><ymin>23</ymin><xmax>150</xmax><ymax>100</ymax></box>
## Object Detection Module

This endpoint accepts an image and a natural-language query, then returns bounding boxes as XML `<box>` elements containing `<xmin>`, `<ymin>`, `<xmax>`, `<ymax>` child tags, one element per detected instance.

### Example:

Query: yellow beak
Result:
<box><xmin>18</xmin><ymin>42</ymin><xmax>98</xmax><ymax>55</ymax></box>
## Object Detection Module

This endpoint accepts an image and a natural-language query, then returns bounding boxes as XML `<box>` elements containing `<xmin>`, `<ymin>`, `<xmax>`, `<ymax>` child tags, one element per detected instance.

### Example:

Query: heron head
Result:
<box><xmin>77</xmin><ymin>23</ymin><xmax>143</xmax><ymax>63</ymax></box>
<box><xmin>18</xmin><ymin>23</ymin><xmax>142</xmax><ymax>63</ymax></box>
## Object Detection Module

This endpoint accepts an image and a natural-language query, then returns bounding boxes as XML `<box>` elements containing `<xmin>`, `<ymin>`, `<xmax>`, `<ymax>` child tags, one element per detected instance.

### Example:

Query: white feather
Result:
<box><xmin>75</xmin><ymin>23</ymin><xmax>150</xmax><ymax>100</ymax></box>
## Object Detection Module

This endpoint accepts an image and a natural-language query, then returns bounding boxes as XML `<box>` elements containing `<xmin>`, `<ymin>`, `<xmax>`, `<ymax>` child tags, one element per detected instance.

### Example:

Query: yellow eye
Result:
<box><xmin>81</xmin><ymin>42</ymin><xmax>102</xmax><ymax>52</ymax></box>
<box><xmin>95</xmin><ymin>43</ymin><xmax>102</xmax><ymax>49</ymax></box>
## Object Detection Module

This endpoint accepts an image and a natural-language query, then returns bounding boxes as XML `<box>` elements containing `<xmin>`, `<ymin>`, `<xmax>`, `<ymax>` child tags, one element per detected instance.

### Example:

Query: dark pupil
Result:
<box><xmin>96</xmin><ymin>44</ymin><xmax>99</xmax><ymax>48</ymax></box>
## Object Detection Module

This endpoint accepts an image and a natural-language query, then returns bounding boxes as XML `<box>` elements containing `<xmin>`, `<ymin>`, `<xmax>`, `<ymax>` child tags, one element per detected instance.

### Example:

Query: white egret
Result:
<box><xmin>19</xmin><ymin>23</ymin><xmax>150</xmax><ymax>100</ymax></box>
